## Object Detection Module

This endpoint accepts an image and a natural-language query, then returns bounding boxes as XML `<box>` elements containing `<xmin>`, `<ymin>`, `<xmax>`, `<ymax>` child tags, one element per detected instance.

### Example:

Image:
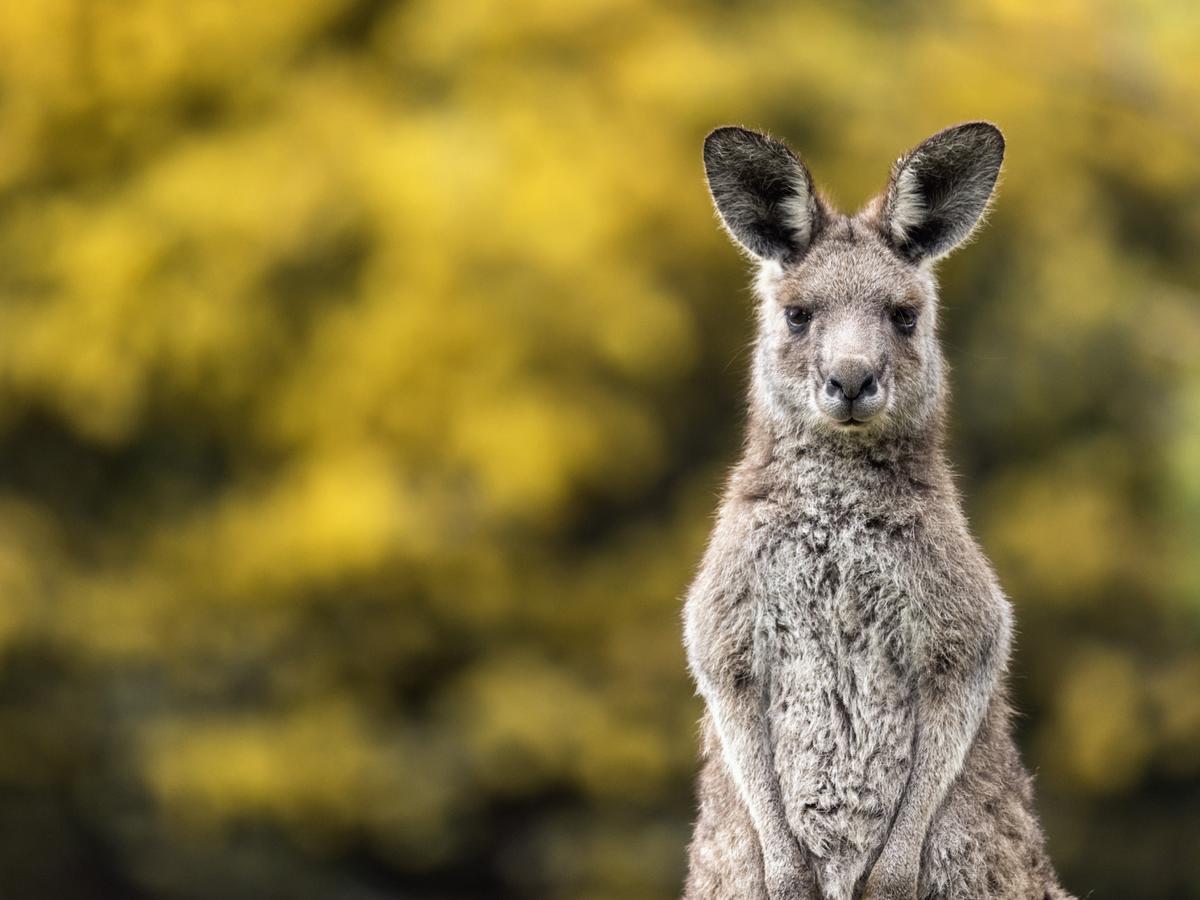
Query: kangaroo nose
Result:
<box><xmin>825</xmin><ymin>360</ymin><xmax>877</xmax><ymax>401</ymax></box>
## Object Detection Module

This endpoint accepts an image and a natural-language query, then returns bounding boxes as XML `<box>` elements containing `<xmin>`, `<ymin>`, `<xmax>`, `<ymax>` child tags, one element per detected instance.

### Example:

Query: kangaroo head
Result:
<box><xmin>703</xmin><ymin>122</ymin><xmax>1004</xmax><ymax>444</ymax></box>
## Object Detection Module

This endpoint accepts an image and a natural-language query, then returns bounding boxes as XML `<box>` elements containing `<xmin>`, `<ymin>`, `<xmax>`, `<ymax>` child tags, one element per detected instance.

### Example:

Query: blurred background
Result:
<box><xmin>0</xmin><ymin>1</ymin><xmax>1197</xmax><ymax>898</ymax></box>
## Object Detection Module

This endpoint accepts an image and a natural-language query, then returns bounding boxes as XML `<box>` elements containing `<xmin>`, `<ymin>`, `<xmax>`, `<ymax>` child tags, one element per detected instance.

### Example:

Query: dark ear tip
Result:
<box><xmin>950</xmin><ymin>120</ymin><xmax>1006</xmax><ymax>160</ymax></box>
<box><xmin>706</xmin><ymin>125</ymin><xmax>757</xmax><ymax>140</ymax></box>
<box><xmin>703</xmin><ymin>125</ymin><xmax>765</xmax><ymax>160</ymax></box>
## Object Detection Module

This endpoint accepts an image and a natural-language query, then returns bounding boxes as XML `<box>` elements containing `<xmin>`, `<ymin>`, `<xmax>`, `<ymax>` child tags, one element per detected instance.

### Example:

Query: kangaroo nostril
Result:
<box><xmin>825</xmin><ymin>360</ymin><xmax>877</xmax><ymax>403</ymax></box>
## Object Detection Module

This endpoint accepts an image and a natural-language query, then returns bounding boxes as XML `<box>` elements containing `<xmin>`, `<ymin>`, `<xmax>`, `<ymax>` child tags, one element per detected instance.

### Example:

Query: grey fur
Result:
<box><xmin>683</xmin><ymin>123</ymin><xmax>1072</xmax><ymax>900</ymax></box>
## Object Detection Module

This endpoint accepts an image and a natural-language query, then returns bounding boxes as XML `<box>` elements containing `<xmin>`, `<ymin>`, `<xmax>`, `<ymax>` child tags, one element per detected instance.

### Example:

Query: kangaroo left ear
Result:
<box><xmin>882</xmin><ymin>122</ymin><xmax>1005</xmax><ymax>262</ymax></box>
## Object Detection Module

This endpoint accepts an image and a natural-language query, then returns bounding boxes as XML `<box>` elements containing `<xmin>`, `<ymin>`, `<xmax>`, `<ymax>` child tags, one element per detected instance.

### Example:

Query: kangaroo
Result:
<box><xmin>682</xmin><ymin>123</ymin><xmax>1073</xmax><ymax>900</ymax></box>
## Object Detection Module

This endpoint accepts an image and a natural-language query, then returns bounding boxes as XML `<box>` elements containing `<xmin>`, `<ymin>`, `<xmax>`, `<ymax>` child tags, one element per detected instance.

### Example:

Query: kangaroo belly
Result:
<box><xmin>771</xmin><ymin>646</ymin><xmax>913</xmax><ymax>848</ymax></box>
<box><xmin>765</xmin><ymin>565</ymin><xmax>916</xmax><ymax>897</ymax></box>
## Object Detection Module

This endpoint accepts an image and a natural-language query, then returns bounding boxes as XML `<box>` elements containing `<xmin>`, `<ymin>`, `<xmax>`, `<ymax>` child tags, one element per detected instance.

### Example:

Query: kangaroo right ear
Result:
<box><xmin>703</xmin><ymin>127</ymin><xmax>822</xmax><ymax>263</ymax></box>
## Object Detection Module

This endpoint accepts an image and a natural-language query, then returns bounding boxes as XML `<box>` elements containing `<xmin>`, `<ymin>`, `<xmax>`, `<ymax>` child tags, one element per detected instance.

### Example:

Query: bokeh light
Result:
<box><xmin>0</xmin><ymin>1</ymin><xmax>1197</xmax><ymax>897</ymax></box>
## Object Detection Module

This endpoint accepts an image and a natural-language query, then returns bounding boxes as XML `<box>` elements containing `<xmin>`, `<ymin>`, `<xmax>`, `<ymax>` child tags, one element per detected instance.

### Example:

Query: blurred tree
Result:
<box><xmin>0</xmin><ymin>0</ymin><xmax>1196</xmax><ymax>897</ymax></box>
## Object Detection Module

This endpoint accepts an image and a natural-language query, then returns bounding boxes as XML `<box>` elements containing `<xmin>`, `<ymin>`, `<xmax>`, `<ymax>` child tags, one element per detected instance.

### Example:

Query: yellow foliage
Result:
<box><xmin>0</xmin><ymin>0</ymin><xmax>1196</xmax><ymax>897</ymax></box>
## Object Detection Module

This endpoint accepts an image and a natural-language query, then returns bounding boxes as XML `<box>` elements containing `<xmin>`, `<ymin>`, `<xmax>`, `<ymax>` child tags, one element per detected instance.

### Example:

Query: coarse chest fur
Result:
<box><xmin>735</xmin><ymin>441</ymin><xmax>971</xmax><ymax>891</ymax></box>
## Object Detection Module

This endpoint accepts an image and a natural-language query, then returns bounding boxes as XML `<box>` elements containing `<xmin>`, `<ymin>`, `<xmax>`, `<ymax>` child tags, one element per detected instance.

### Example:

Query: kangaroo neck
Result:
<box><xmin>741</xmin><ymin>400</ymin><xmax>952</xmax><ymax>501</ymax></box>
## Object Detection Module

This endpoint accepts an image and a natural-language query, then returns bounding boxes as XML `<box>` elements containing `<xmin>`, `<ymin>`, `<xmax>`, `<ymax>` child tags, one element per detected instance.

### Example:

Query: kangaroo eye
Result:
<box><xmin>890</xmin><ymin>307</ymin><xmax>918</xmax><ymax>334</ymax></box>
<box><xmin>784</xmin><ymin>306</ymin><xmax>812</xmax><ymax>334</ymax></box>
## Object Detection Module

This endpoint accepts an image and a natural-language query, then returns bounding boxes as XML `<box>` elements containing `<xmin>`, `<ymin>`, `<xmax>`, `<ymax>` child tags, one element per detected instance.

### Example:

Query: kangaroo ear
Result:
<box><xmin>703</xmin><ymin>127</ymin><xmax>822</xmax><ymax>263</ymax></box>
<box><xmin>882</xmin><ymin>122</ymin><xmax>1005</xmax><ymax>262</ymax></box>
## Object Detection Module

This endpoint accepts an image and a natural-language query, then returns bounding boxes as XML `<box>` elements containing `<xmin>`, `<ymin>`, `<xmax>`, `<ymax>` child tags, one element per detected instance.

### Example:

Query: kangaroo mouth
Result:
<box><xmin>821</xmin><ymin>395</ymin><xmax>887</xmax><ymax>428</ymax></box>
<box><xmin>828</xmin><ymin>408</ymin><xmax>882</xmax><ymax>427</ymax></box>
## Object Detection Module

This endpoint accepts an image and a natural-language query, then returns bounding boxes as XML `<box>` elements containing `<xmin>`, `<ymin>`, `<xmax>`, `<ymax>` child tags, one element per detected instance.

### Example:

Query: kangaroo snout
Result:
<box><xmin>820</xmin><ymin>357</ymin><xmax>885</xmax><ymax>424</ymax></box>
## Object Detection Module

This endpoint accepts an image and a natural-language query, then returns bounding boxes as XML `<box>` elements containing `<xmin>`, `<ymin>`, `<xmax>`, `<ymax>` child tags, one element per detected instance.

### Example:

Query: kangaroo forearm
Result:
<box><xmin>885</xmin><ymin>668</ymin><xmax>996</xmax><ymax>859</ymax></box>
<box><xmin>703</xmin><ymin>686</ymin><xmax>795</xmax><ymax>850</ymax></box>
<box><xmin>683</xmin><ymin>528</ymin><xmax>793</xmax><ymax>851</ymax></box>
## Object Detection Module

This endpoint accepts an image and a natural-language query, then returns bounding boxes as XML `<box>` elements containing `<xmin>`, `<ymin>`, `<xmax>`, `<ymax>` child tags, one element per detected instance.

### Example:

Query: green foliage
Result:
<box><xmin>0</xmin><ymin>1</ymin><xmax>1197</xmax><ymax>897</ymax></box>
